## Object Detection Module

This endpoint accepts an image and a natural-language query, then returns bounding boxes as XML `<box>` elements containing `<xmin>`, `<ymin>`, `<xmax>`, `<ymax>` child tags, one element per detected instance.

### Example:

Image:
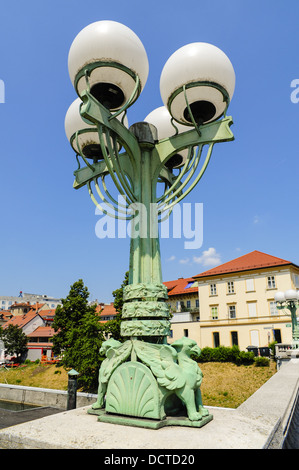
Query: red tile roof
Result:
<box><xmin>194</xmin><ymin>250</ymin><xmax>294</xmax><ymax>279</ymax></box>
<box><xmin>163</xmin><ymin>277</ymin><xmax>198</xmax><ymax>296</ymax></box>
<box><xmin>2</xmin><ymin>311</ymin><xmax>40</xmax><ymax>329</ymax></box>
<box><xmin>96</xmin><ymin>302</ymin><xmax>117</xmax><ymax>322</ymax></box>
<box><xmin>39</xmin><ymin>309</ymin><xmax>56</xmax><ymax>318</ymax></box>
<box><xmin>27</xmin><ymin>326</ymin><xmax>55</xmax><ymax>338</ymax></box>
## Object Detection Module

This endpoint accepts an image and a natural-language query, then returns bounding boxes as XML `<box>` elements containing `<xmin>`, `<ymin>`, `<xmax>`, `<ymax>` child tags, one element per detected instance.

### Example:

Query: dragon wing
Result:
<box><xmin>99</xmin><ymin>340</ymin><xmax>132</xmax><ymax>384</ymax></box>
<box><xmin>133</xmin><ymin>340</ymin><xmax>186</xmax><ymax>391</ymax></box>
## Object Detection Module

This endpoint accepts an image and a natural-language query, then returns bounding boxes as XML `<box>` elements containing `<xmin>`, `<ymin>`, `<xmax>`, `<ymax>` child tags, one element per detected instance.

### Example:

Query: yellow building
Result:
<box><xmin>163</xmin><ymin>277</ymin><xmax>200</xmax><ymax>342</ymax></box>
<box><xmin>193</xmin><ymin>250</ymin><xmax>299</xmax><ymax>350</ymax></box>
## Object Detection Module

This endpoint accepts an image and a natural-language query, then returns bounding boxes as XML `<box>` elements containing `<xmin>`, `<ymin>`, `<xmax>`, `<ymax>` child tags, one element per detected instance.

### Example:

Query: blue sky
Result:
<box><xmin>0</xmin><ymin>0</ymin><xmax>298</xmax><ymax>303</ymax></box>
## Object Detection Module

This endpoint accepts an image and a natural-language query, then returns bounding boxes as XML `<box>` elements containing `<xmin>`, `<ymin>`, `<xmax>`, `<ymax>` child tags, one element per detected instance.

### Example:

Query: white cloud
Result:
<box><xmin>179</xmin><ymin>258</ymin><xmax>190</xmax><ymax>264</ymax></box>
<box><xmin>167</xmin><ymin>255</ymin><xmax>176</xmax><ymax>262</ymax></box>
<box><xmin>253</xmin><ymin>215</ymin><xmax>260</xmax><ymax>224</ymax></box>
<box><xmin>193</xmin><ymin>247</ymin><xmax>221</xmax><ymax>267</ymax></box>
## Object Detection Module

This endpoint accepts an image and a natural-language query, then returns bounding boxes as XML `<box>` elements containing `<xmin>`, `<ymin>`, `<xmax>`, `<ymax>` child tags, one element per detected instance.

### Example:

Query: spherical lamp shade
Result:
<box><xmin>65</xmin><ymin>98</ymin><xmax>128</xmax><ymax>159</ymax></box>
<box><xmin>68</xmin><ymin>21</ymin><xmax>149</xmax><ymax>111</ymax></box>
<box><xmin>144</xmin><ymin>106</ymin><xmax>190</xmax><ymax>169</ymax></box>
<box><xmin>160</xmin><ymin>42</ymin><xmax>235</xmax><ymax>126</ymax></box>
<box><xmin>274</xmin><ymin>291</ymin><xmax>286</xmax><ymax>303</ymax></box>
<box><xmin>285</xmin><ymin>289</ymin><xmax>298</xmax><ymax>302</ymax></box>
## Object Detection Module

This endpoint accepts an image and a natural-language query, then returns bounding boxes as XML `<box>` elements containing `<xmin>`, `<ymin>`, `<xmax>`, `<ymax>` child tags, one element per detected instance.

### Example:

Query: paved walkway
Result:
<box><xmin>0</xmin><ymin>407</ymin><xmax>63</xmax><ymax>430</ymax></box>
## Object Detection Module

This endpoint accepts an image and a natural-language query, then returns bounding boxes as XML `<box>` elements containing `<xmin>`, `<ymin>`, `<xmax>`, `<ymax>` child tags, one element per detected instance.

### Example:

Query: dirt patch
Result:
<box><xmin>30</xmin><ymin>365</ymin><xmax>50</xmax><ymax>376</ymax></box>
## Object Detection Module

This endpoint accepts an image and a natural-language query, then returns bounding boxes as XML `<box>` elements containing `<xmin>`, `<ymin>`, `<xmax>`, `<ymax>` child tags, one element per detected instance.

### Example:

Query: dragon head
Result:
<box><xmin>100</xmin><ymin>338</ymin><xmax>122</xmax><ymax>356</ymax></box>
<box><xmin>171</xmin><ymin>337</ymin><xmax>201</xmax><ymax>358</ymax></box>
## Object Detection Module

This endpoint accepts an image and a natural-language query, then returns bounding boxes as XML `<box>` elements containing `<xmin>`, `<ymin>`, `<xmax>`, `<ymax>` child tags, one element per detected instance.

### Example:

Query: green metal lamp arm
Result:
<box><xmin>80</xmin><ymin>90</ymin><xmax>141</xmax><ymax>170</ymax></box>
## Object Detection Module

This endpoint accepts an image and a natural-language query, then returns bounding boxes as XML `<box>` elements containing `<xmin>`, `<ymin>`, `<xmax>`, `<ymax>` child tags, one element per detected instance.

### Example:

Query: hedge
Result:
<box><xmin>196</xmin><ymin>345</ymin><xmax>255</xmax><ymax>365</ymax></box>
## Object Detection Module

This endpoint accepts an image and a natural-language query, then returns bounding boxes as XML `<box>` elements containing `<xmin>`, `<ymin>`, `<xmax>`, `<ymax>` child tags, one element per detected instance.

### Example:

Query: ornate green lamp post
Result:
<box><xmin>65</xmin><ymin>20</ymin><xmax>235</xmax><ymax>429</ymax></box>
<box><xmin>275</xmin><ymin>290</ymin><xmax>299</xmax><ymax>349</ymax></box>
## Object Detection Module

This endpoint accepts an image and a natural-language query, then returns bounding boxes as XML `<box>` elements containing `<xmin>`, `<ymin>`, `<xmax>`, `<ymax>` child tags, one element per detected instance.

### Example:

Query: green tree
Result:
<box><xmin>1</xmin><ymin>324</ymin><xmax>27</xmax><ymax>361</ymax></box>
<box><xmin>53</xmin><ymin>279</ymin><xmax>105</xmax><ymax>391</ymax></box>
<box><xmin>103</xmin><ymin>271</ymin><xmax>129</xmax><ymax>341</ymax></box>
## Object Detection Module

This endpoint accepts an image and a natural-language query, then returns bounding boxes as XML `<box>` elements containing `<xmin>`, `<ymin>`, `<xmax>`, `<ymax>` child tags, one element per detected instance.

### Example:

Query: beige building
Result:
<box><xmin>163</xmin><ymin>277</ymin><xmax>201</xmax><ymax>342</ymax></box>
<box><xmin>193</xmin><ymin>250</ymin><xmax>299</xmax><ymax>350</ymax></box>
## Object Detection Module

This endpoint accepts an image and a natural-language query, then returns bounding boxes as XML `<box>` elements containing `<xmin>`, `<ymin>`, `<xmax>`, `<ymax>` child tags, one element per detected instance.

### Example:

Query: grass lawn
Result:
<box><xmin>0</xmin><ymin>363</ymin><xmax>69</xmax><ymax>391</ymax></box>
<box><xmin>0</xmin><ymin>360</ymin><xmax>277</xmax><ymax>409</ymax></box>
<box><xmin>200</xmin><ymin>361</ymin><xmax>277</xmax><ymax>408</ymax></box>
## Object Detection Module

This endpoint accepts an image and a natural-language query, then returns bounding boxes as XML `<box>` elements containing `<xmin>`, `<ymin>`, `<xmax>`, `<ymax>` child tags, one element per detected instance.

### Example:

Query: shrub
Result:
<box><xmin>254</xmin><ymin>356</ymin><xmax>270</xmax><ymax>367</ymax></box>
<box><xmin>198</xmin><ymin>346</ymin><xmax>255</xmax><ymax>365</ymax></box>
<box><xmin>268</xmin><ymin>341</ymin><xmax>277</xmax><ymax>358</ymax></box>
<box><xmin>234</xmin><ymin>350</ymin><xmax>255</xmax><ymax>365</ymax></box>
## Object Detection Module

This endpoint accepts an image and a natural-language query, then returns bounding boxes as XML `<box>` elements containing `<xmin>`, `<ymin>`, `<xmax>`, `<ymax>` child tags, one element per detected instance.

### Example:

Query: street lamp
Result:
<box><xmin>65</xmin><ymin>20</ymin><xmax>235</xmax><ymax>428</ymax></box>
<box><xmin>275</xmin><ymin>290</ymin><xmax>299</xmax><ymax>348</ymax></box>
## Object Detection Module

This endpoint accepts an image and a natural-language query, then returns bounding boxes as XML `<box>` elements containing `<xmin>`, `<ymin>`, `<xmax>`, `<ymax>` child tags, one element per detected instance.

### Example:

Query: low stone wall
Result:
<box><xmin>0</xmin><ymin>383</ymin><xmax>97</xmax><ymax>410</ymax></box>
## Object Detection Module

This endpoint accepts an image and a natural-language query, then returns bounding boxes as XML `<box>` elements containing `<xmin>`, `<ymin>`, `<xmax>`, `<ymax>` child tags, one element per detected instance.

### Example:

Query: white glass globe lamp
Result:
<box><xmin>144</xmin><ymin>106</ymin><xmax>190</xmax><ymax>169</ymax></box>
<box><xmin>65</xmin><ymin>97</ymin><xmax>128</xmax><ymax>159</ymax></box>
<box><xmin>285</xmin><ymin>289</ymin><xmax>298</xmax><ymax>302</ymax></box>
<box><xmin>274</xmin><ymin>291</ymin><xmax>286</xmax><ymax>303</ymax></box>
<box><xmin>160</xmin><ymin>42</ymin><xmax>235</xmax><ymax>126</ymax></box>
<box><xmin>68</xmin><ymin>21</ymin><xmax>149</xmax><ymax>111</ymax></box>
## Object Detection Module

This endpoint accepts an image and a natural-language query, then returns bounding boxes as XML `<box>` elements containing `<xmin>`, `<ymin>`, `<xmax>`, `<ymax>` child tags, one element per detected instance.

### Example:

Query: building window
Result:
<box><xmin>184</xmin><ymin>329</ymin><xmax>189</xmax><ymax>337</ymax></box>
<box><xmin>293</xmin><ymin>274</ymin><xmax>299</xmax><ymax>288</ymax></box>
<box><xmin>273</xmin><ymin>329</ymin><xmax>282</xmax><ymax>343</ymax></box>
<box><xmin>270</xmin><ymin>301</ymin><xmax>278</xmax><ymax>316</ymax></box>
<box><xmin>227</xmin><ymin>281</ymin><xmax>235</xmax><ymax>294</ymax></box>
<box><xmin>228</xmin><ymin>305</ymin><xmax>236</xmax><ymax>319</ymax></box>
<box><xmin>211</xmin><ymin>306</ymin><xmax>218</xmax><ymax>320</ymax></box>
<box><xmin>231</xmin><ymin>331</ymin><xmax>238</xmax><ymax>346</ymax></box>
<box><xmin>248</xmin><ymin>302</ymin><xmax>257</xmax><ymax>317</ymax></box>
<box><xmin>210</xmin><ymin>284</ymin><xmax>217</xmax><ymax>295</ymax></box>
<box><xmin>246</xmin><ymin>278</ymin><xmax>255</xmax><ymax>292</ymax></box>
<box><xmin>213</xmin><ymin>332</ymin><xmax>220</xmax><ymax>347</ymax></box>
<box><xmin>195</xmin><ymin>299</ymin><xmax>199</xmax><ymax>308</ymax></box>
<box><xmin>186</xmin><ymin>300</ymin><xmax>191</xmax><ymax>309</ymax></box>
<box><xmin>267</xmin><ymin>276</ymin><xmax>276</xmax><ymax>289</ymax></box>
<box><xmin>169</xmin><ymin>330</ymin><xmax>173</xmax><ymax>338</ymax></box>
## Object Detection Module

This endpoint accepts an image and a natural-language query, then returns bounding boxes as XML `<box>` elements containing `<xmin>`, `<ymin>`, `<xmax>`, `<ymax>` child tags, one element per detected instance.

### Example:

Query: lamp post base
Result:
<box><xmin>90</xmin><ymin>339</ymin><xmax>211</xmax><ymax>429</ymax></box>
<box><xmin>88</xmin><ymin>408</ymin><xmax>213</xmax><ymax>430</ymax></box>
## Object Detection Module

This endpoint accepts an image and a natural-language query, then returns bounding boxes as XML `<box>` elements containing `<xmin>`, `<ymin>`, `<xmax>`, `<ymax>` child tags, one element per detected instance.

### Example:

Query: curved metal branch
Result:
<box><xmin>96</xmin><ymin>123</ymin><xmax>136</xmax><ymax>205</ymax></box>
<box><xmin>75</xmin><ymin>131</ymin><xmax>95</xmax><ymax>172</ymax></box>
<box><xmin>105</xmin><ymin>127</ymin><xmax>137</xmax><ymax>203</ymax></box>
<box><xmin>159</xmin><ymin>143</ymin><xmax>214</xmax><ymax>214</ymax></box>
<box><xmin>100</xmin><ymin>174</ymin><xmax>131</xmax><ymax>212</ymax></box>
<box><xmin>94</xmin><ymin>179</ymin><xmax>130</xmax><ymax>217</ymax></box>
<box><xmin>156</xmin><ymin>145</ymin><xmax>196</xmax><ymax>204</ymax></box>
<box><xmin>157</xmin><ymin>144</ymin><xmax>204</xmax><ymax>210</ymax></box>
<box><xmin>108</xmin><ymin>75</ymin><xmax>140</xmax><ymax>121</ymax></box>
<box><xmin>88</xmin><ymin>180</ymin><xmax>134</xmax><ymax>220</ymax></box>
